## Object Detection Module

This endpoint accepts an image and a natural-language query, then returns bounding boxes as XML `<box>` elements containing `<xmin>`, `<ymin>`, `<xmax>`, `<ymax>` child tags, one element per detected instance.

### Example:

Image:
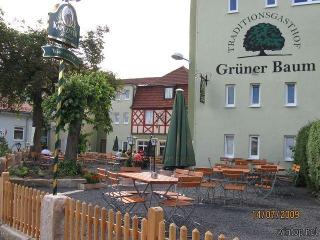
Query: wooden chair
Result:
<box><xmin>194</xmin><ymin>168</ymin><xmax>218</xmax><ymax>203</ymax></box>
<box><xmin>174</xmin><ymin>168</ymin><xmax>189</xmax><ymax>177</ymax></box>
<box><xmin>250</xmin><ymin>159</ymin><xmax>267</xmax><ymax>165</ymax></box>
<box><xmin>102</xmin><ymin>171</ymin><xmax>146</xmax><ymax>214</ymax></box>
<box><xmin>160</xmin><ymin>176</ymin><xmax>202</xmax><ymax>227</ymax></box>
<box><xmin>222</xmin><ymin>169</ymin><xmax>247</xmax><ymax>204</ymax></box>
<box><xmin>234</xmin><ymin>158</ymin><xmax>248</xmax><ymax>166</ymax></box>
<box><xmin>254</xmin><ymin>165</ymin><xmax>278</xmax><ymax>199</ymax></box>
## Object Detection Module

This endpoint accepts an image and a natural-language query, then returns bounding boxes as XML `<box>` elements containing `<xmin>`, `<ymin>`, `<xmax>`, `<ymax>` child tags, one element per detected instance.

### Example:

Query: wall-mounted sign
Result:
<box><xmin>48</xmin><ymin>3</ymin><xmax>80</xmax><ymax>48</ymax></box>
<box><xmin>228</xmin><ymin>12</ymin><xmax>302</xmax><ymax>55</ymax></box>
<box><xmin>42</xmin><ymin>45</ymin><xmax>81</xmax><ymax>67</ymax></box>
<box><xmin>200</xmin><ymin>74</ymin><xmax>209</xmax><ymax>104</ymax></box>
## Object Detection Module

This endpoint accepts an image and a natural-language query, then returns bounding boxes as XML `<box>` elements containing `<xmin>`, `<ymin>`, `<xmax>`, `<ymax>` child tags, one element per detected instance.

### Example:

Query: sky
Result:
<box><xmin>1</xmin><ymin>0</ymin><xmax>190</xmax><ymax>79</ymax></box>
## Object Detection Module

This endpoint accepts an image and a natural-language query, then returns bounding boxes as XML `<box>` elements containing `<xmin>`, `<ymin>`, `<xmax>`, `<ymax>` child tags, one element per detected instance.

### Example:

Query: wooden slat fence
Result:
<box><xmin>64</xmin><ymin>198</ymin><xmax>240</xmax><ymax>240</ymax></box>
<box><xmin>0</xmin><ymin>174</ymin><xmax>47</xmax><ymax>240</ymax></box>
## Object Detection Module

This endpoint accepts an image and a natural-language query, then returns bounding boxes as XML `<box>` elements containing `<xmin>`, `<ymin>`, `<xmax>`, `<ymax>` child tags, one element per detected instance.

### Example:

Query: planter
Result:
<box><xmin>78</xmin><ymin>182</ymin><xmax>104</xmax><ymax>190</ymax></box>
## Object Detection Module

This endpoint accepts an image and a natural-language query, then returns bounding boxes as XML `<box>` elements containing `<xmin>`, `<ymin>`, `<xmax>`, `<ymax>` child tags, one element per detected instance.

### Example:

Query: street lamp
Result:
<box><xmin>171</xmin><ymin>52</ymin><xmax>190</xmax><ymax>62</ymax></box>
<box><xmin>150</xmin><ymin>137</ymin><xmax>158</xmax><ymax>178</ymax></box>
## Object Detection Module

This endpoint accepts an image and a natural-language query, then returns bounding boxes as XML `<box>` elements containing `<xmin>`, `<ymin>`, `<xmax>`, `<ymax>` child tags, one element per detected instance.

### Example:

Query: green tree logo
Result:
<box><xmin>243</xmin><ymin>23</ymin><xmax>285</xmax><ymax>56</ymax></box>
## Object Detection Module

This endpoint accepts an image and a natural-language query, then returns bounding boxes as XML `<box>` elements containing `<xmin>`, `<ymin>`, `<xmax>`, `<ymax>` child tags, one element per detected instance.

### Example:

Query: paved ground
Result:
<box><xmin>38</xmin><ymin>181</ymin><xmax>320</xmax><ymax>240</ymax></box>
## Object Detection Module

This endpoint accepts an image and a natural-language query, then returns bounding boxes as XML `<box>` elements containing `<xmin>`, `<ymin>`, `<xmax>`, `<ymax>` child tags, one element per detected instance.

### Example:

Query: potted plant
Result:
<box><xmin>78</xmin><ymin>172</ymin><xmax>104</xmax><ymax>190</ymax></box>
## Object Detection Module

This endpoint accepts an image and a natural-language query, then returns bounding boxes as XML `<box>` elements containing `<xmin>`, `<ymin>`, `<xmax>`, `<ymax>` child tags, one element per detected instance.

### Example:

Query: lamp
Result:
<box><xmin>171</xmin><ymin>52</ymin><xmax>190</xmax><ymax>62</ymax></box>
<box><xmin>150</xmin><ymin>137</ymin><xmax>158</xmax><ymax>178</ymax></box>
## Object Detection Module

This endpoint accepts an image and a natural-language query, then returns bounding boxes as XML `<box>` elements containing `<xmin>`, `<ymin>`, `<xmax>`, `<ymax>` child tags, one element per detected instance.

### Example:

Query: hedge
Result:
<box><xmin>293</xmin><ymin>122</ymin><xmax>313</xmax><ymax>186</ymax></box>
<box><xmin>306</xmin><ymin>120</ymin><xmax>320</xmax><ymax>191</ymax></box>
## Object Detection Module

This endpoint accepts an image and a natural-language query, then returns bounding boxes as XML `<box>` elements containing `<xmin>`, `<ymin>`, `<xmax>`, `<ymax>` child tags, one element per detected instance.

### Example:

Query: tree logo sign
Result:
<box><xmin>241</xmin><ymin>23</ymin><xmax>287</xmax><ymax>58</ymax></box>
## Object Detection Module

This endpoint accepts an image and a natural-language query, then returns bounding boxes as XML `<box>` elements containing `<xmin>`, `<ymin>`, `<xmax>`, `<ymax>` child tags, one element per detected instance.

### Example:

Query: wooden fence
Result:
<box><xmin>64</xmin><ymin>198</ymin><xmax>240</xmax><ymax>240</ymax></box>
<box><xmin>0</xmin><ymin>172</ymin><xmax>47</xmax><ymax>239</ymax></box>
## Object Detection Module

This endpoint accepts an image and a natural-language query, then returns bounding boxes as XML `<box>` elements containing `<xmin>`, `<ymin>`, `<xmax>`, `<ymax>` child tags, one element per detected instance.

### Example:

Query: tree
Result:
<box><xmin>306</xmin><ymin>121</ymin><xmax>320</xmax><ymax>191</ymax></box>
<box><xmin>0</xmin><ymin>8</ymin><xmax>110</xmax><ymax>154</ymax></box>
<box><xmin>243</xmin><ymin>23</ymin><xmax>285</xmax><ymax>56</ymax></box>
<box><xmin>0</xmin><ymin>11</ymin><xmax>58</xmax><ymax>153</ymax></box>
<box><xmin>43</xmin><ymin>71</ymin><xmax>117</xmax><ymax>161</ymax></box>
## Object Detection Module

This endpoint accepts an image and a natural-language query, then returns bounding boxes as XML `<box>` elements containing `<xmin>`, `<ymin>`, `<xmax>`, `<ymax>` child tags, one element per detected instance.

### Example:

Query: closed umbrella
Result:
<box><xmin>163</xmin><ymin>89</ymin><xmax>195</xmax><ymax>168</ymax></box>
<box><xmin>112</xmin><ymin>136</ymin><xmax>119</xmax><ymax>151</ymax></box>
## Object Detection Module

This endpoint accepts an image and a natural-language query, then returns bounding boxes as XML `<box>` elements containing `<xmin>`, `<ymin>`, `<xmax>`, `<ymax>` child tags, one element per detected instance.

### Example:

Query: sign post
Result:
<box><xmin>42</xmin><ymin>0</ymin><xmax>81</xmax><ymax>195</ymax></box>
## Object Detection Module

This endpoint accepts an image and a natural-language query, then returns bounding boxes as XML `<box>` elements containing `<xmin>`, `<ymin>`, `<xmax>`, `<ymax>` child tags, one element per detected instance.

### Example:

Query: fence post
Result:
<box><xmin>0</xmin><ymin>172</ymin><xmax>9</xmax><ymax>222</ymax></box>
<box><xmin>147</xmin><ymin>207</ymin><xmax>164</xmax><ymax>240</ymax></box>
<box><xmin>40</xmin><ymin>194</ymin><xmax>69</xmax><ymax>240</ymax></box>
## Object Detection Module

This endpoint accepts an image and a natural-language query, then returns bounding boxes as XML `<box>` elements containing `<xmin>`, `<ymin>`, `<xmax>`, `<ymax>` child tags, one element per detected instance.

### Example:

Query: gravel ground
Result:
<box><xmin>37</xmin><ymin>181</ymin><xmax>320</xmax><ymax>240</ymax></box>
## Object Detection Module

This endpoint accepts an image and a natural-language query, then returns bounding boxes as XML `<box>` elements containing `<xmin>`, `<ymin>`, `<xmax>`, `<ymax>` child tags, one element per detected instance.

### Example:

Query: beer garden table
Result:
<box><xmin>117</xmin><ymin>172</ymin><xmax>178</xmax><ymax>208</ymax></box>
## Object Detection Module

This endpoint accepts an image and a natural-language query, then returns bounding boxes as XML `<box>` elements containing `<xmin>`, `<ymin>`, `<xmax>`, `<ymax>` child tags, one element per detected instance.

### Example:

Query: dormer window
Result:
<box><xmin>164</xmin><ymin>87</ymin><xmax>174</xmax><ymax>99</ymax></box>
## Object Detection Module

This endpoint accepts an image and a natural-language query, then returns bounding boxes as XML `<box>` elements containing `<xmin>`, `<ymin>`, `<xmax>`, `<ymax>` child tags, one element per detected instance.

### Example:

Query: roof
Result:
<box><xmin>122</xmin><ymin>66</ymin><xmax>188</xmax><ymax>86</ymax></box>
<box><xmin>0</xmin><ymin>99</ymin><xmax>32</xmax><ymax>113</ymax></box>
<box><xmin>132</xmin><ymin>85</ymin><xmax>188</xmax><ymax>109</ymax></box>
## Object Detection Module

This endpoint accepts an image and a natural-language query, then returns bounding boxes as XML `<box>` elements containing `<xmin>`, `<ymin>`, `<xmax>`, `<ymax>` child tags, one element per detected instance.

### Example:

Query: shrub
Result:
<box><xmin>9</xmin><ymin>165</ymin><xmax>29</xmax><ymax>178</ymax></box>
<box><xmin>0</xmin><ymin>137</ymin><xmax>10</xmax><ymax>157</ymax></box>
<box><xmin>306</xmin><ymin>121</ymin><xmax>320</xmax><ymax>191</ymax></box>
<box><xmin>83</xmin><ymin>172</ymin><xmax>100</xmax><ymax>184</ymax></box>
<box><xmin>57</xmin><ymin>160</ymin><xmax>82</xmax><ymax>177</ymax></box>
<box><xmin>294</xmin><ymin>122</ymin><xmax>313</xmax><ymax>186</ymax></box>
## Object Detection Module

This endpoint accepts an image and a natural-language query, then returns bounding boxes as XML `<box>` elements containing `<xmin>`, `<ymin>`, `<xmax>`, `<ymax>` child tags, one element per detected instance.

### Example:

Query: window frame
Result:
<box><xmin>114</xmin><ymin>112</ymin><xmax>120</xmax><ymax>124</ymax></box>
<box><xmin>284</xmin><ymin>136</ymin><xmax>295</xmax><ymax>162</ymax></box>
<box><xmin>266</xmin><ymin>0</ymin><xmax>277</xmax><ymax>7</ymax></box>
<box><xmin>13</xmin><ymin>127</ymin><xmax>24</xmax><ymax>141</ymax></box>
<box><xmin>145</xmin><ymin>110</ymin><xmax>154</xmax><ymax>125</ymax></box>
<box><xmin>159</xmin><ymin>140</ymin><xmax>166</xmax><ymax>156</ymax></box>
<box><xmin>292</xmin><ymin>0</ymin><xmax>320</xmax><ymax>6</ymax></box>
<box><xmin>285</xmin><ymin>82</ymin><xmax>297</xmax><ymax>107</ymax></box>
<box><xmin>250</xmin><ymin>84</ymin><xmax>261</xmax><ymax>107</ymax></box>
<box><xmin>249</xmin><ymin>135</ymin><xmax>260</xmax><ymax>159</ymax></box>
<box><xmin>123</xmin><ymin>112</ymin><xmax>129</xmax><ymax>124</ymax></box>
<box><xmin>228</xmin><ymin>0</ymin><xmax>239</xmax><ymax>13</ymax></box>
<box><xmin>225</xmin><ymin>84</ymin><xmax>236</xmax><ymax>108</ymax></box>
<box><xmin>123</xmin><ymin>90</ymin><xmax>130</xmax><ymax>100</ymax></box>
<box><xmin>224</xmin><ymin>134</ymin><xmax>235</xmax><ymax>158</ymax></box>
<box><xmin>164</xmin><ymin>87</ymin><xmax>174</xmax><ymax>99</ymax></box>
<box><xmin>137</xmin><ymin>140</ymin><xmax>149</xmax><ymax>152</ymax></box>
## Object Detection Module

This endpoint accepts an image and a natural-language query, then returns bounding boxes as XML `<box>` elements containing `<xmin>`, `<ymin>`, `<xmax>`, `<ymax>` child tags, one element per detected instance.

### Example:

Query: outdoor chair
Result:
<box><xmin>234</xmin><ymin>158</ymin><xmax>249</xmax><ymax>166</ymax></box>
<box><xmin>222</xmin><ymin>169</ymin><xmax>247</xmax><ymax>204</ymax></box>
<box><xmin>159</xmin><ymin>176</ymin><xmax>202</xmax><ymax>228</ymax></box>
<box><xmin>250</xmin><ymin>159</ymin><xmax>267</xmax><ymax>165</ymax></box>
<box><xmin>174</xmin><ymin>168</ymin><xmax>189</xmax><ymax>176</ymax></box>
<box><xmin>194</xmin><ymin>168</ymin><xmax>218</xmax><ymax>203</ymax></box>
<box><xmin>254</xmin><ymin>165</ymin><xmax>278</xmax><ymax>199</ymax></box>
<box><xmin>101</xmin><ymin>171</ymin><xmax>147</xmax><ymax>215</ymax></box>
<box><xmin>220</xmin><ymin>157</ymin><xmax>234</xmax><ymax>166</ymax></box>
<box><xmin>276</xmin><ymin>164</ymin><xmax>300</xmax><ymax>196</ymax></box>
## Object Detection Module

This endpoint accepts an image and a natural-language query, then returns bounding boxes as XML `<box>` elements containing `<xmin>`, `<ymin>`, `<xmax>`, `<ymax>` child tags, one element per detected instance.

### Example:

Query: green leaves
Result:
<box><xmin>307</xmin><ymin>121</ymin><xmax>320</xmax><ymax>191</ymax></box>
<box><xmin>43</xmin><ymin>70</ymin><xmax>117</xmax><ymax>133</ymax></box>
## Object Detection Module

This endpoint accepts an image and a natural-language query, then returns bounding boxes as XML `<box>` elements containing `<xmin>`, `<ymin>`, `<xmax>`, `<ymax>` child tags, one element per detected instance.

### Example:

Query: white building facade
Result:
<box><xmin>188</xmin><ymin>0</ymin><xmax>320</xmax><ymax>166</ymax></box>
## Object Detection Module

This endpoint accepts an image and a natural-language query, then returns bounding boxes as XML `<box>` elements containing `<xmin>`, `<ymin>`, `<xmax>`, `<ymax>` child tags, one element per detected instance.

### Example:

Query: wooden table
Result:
<box><xmin>212</xmin><ymin>167</ymin><xmax>250</xmax><ymax>174</ymax></box>
<box><xmin>254</xmin><ymin>165</ymin><xmax>286</xmax><ymax>171</ymax></box>
<box><xmin>118</xmin><ymin>172</ymin><xmax>178</xmax><ymax>207</ymax></box>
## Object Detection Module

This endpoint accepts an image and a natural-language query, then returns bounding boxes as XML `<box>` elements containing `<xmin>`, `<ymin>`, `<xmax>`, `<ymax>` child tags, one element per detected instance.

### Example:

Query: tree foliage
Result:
<box><xmin>306</xmin><ymin>121</ymin><xmax>320</xmax><ymax>191</ymax></box>
<box><xmin>243</xmin><ymin>23</ymin><xmax>285</xmax><ymax>56</ymax></box>
<box><xmin>43</xmin><ymin>71</ymin><xmax>117</xmax><ymax>160</ymax></box>
<box><xmin>294</xmin><ymin>122</ymin><xmax>313</xmax><ymax>186</ymax></box>
<box><xmin>0</xmin><ymin>137</ymin><xmax>10</xmax><ymax>157</ymax></box>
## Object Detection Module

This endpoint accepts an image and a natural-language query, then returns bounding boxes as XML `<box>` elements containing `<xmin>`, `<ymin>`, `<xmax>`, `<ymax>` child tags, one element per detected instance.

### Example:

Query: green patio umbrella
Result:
<box><xmin>112</xmin><ymin>136</ymin><xmax>119</xmax><ymax>151</ymax></box>
<box><xmin>163</xmin><ymin>89</ymin><xmax>195</xmax><ymax>168</ymax></box>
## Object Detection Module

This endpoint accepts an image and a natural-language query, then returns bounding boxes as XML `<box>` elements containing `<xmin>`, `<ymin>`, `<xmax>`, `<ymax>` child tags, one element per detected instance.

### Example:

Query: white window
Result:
<box><xmin>164</xmin><ymin>87</ymin><xmax>174</xmax><ymax>99</ymax></box>
<box><xmin>159</xmin><ymin>141</ymin><xmax>166</xmax><ymax>156</ymax></box>
<box><xmin>145</xmin><ymin>110</ymin><xmax>153</xmax><ymax>125</ymax></box>
<box><xmin>123</xmin><ymin>112</ymin><xmax>129</xmax><ymax>124</ymax></box>
<box><xmin>114</xmin><ymin>112</ymin><xmax>120</xmax><ymax>124</ymax></box>
<box><xmin>137</xmin><ymin>140</ymin><xmax>149</xmax><ymax>152</ymax></box>
<box><xmin>224</xmin><ymin>135</ymin><xmax>235</xmax><ymax>158</ymax></box>
<box><xmin>284</xmin><ymin>136</ymin><xmax>295</xmax><ymax>161</ymax></box>
<box><xmin>123</xmin><ymin>90</ymin><xmax>130</xmax><ymax>100</ymax></box>
<box><xmin>122</xmin><ymin>141</ymin><xmax>128</xmax><ymax>151</ymax></box>
<box><xmin>266</xmin><ymin>0</ymin><xmax>277</xmax><ymax>7</ymax></box>
<box><xmin>249</xmin><ymin>135</ymin><xmax>260</xmax><ymax>159</ymax></box>
<box><xmin>292</xmin><ymin>0</ymin><xmax>320</xmax><ymax>6</ymax></box>
<box><xmin>285</xmin><ymin>83</ymin><xmax>297</xmax><ymax>106</ymax></box>
<box><xmin>226</xmin><ymin>85</ymin><xmax>235</xmax><ymax>107</ymax></box>
<box><xmin>250</xmin><ymin>84</ymin><xmax>261</xmax><ymax>107</ymax></box>
<box><xmin>228</xmin><ymin>0</ymin><xmax>238</xmax><ymax>13</ymax></box>
<box><xmin>13</xmin><ymin>127</ymin><xmax>24</xmax><ymax>141</ymax></box>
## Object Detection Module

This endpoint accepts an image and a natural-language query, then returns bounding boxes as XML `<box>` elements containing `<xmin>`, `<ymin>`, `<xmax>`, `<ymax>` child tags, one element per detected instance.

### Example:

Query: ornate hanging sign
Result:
<box><xmin>48</xmin><ymin>3</ymin><xmax>80</xmax><ymax>48</ymax></box>
<box><xmin>42</xmin><ymin>45</ymin><xmax>81</xmax><ymax>67</ymax></box>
